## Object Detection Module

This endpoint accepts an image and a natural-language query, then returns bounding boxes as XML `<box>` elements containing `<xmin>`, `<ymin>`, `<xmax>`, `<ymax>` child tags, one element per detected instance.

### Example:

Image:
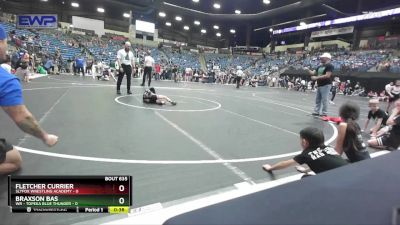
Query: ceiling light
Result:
<box><xmin>201</xmin><ymin>29</ymin><xmax>207</xmax><ymax>34</ymax></box>
<box><xmin>216</xmin><ymin>32</ymin><xmax>221</xmax><ymax>37</ymax></box>
<box><xmin>192</xmin><ymin>0</ymin><xmax>199</xmax><ymax>2</ymax></box>
<box><xmin>166</xmin><ymin>22</ymin><xmax>172</xmax><ymax>26</ymax></box>
<box><xmin>194</xmin><ymin>20</ymin><xmax>201</xmax><ymax>25</ymax></box>
<box><xmin>263</xmin><ymin>0</ymin><xmax>271</xmax><ymax>4</ymax></box>
<box><xmin>300</xmin><ymin>22</ymin><xmax>307</xmax><ymax>26</ymax></box>
<box><xmin>213</xmin><ymin>25</ymin><xmax>219</xmax><ymax>30</ymax></box>
<box><xmin>97</xmin><ymin>8</ymin><xmax>105</xmax><ymax>13</ymax></box>
<box><xmin>175</xmin><ymin>16</ymin><xmax>182</xmax><ymax>21</ymax></box>
<box><xmin>235</xmin><ymin>10</ymin><xmax>241</xmax><ymax>14</ymax></box>
<box><xmin>71</xmin><ymin>2</ymin><xmax>79</xmax><ymax>7</ymax></box>
<box><xmin>123</xmin><ymin>13</ymin><xmax>130</xmax><ymax>18</ymax></box>
<box><xmin>184</xmin><ymin>25</ymin><xmax>190</xmax><ymax>30</ymax></box>
<box><xmin>159</xmin><ymin>12</ymin><xmax>166</xmax><ymax>17</ymax></box>
<box><xmin>213</xmin><ymin>3</ymin><xmax>221</xmax><ymax>9</ymax></box>
<box><xmin>230</xmin><ymin>29</ymin><xmax>236</xmax><ymax>34</ymax></box>
<box><xmin>40</xmin><ymin>0</ymin><xmax>48</xmax><ymax>2</ymax></box>
<box><xmin>269</xmin><ymin>28</ymin><xmax>273</xmax><ymax>32</ymax></box>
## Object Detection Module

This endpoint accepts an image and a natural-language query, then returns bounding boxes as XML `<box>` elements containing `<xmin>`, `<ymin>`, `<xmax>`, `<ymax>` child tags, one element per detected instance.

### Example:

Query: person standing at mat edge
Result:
<box><xmin>305</xmin><ymin>52</ymin><xmax>334</xmax><ymax>117</ymax></box>
<box><xmin>116</xmin><ymin>41</ymin><xmax>135</xmax><ymax>95</ymax></box>
<box><xmin>141</xmin><ymin>50</ymin><xmax>155</xmax><ymax>87</ymax></box>
<box><xmin>0</xmin><ymin>25</ymin><xmax>58</xmax><ymax>174</ymax></box>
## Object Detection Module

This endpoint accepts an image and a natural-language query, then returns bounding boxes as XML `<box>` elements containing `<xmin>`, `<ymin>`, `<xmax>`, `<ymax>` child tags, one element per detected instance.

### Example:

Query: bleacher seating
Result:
<box><xmin>205</xmin><ymin>54</ymin><xmax>258</xmax><ymax>71</ymax></box>
<box><xmin>1</xmin><ymin>21</ymin><xmax>399</xmax><ymax>76</ymax></box>
<box><xmin>163</xmin><ymin>48</ymin><xmax>201</xmax><ymax>70</ymax></box>
<box><xmin>36</xmin><ymin>30</ymin><xmax>82</xmax><ymax>60</ymax></box>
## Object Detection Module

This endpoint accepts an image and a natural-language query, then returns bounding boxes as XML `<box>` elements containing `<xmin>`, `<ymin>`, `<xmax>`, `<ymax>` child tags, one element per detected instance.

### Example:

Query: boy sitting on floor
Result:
<box><xmin>363</xmin><ymin>99</ymin><xmax>389</xmax><ymax>137</ymax></box>
<box><xmin>368</xmin><ymin>99</ymin><xmax>400</xmax><ymax>151</ymax></box>
<box><xmin>263</xmin><ymin>127</ymin><xmax>348</xmax><ymax>175</ymax></box>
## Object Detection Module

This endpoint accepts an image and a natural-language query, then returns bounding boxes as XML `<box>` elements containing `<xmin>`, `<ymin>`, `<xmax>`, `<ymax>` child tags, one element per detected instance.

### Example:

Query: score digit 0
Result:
<box><xmin>118</xmin><ymin>185</ymin><xmax>125</xmax><ymax>192</ymax></box>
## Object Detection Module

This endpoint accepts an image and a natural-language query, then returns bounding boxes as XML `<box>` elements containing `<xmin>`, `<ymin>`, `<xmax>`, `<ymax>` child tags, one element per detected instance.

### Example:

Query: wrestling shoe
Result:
<box><xmin>171</xmin><ymin>101</ymin><xmax>177</xmax><ymax>106</ymax></box>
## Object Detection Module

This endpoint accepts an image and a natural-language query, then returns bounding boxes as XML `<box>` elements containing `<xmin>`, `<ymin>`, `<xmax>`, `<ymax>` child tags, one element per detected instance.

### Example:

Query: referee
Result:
<box><xmin>116</xmin><ymin>41</ymin><xmax>135</xmax><ymax>95</ymax></box>
<box><xmin>0</xmin><ymin>25</ymin><xmax>58</xmax><ymax>174</ymax></box>
<box><xmin>141</xmin><ymin>50</ymin><xmax>155</xmax><ymax>87</ymax></box>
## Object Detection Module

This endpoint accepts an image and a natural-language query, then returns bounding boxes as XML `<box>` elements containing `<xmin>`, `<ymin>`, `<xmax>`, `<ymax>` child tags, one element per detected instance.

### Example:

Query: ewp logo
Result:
<box><xmin>17</xmin><ymin>14</ymin><xmax>58</xmax><ymax>29</ymax></box>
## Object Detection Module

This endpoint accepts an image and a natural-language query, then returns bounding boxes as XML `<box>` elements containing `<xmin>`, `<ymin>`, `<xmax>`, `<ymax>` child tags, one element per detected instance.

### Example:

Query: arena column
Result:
<box><xmin>246</xmin><ymin>24</ymin><xmax>252</xmax><ymax>48</ymax></box>
<box><xmin>304</xmin><ymin>31</ymin><xmax>311</xmax><ymax>51</ymax></box>
<box><xmin>352</xmin><ymin>0</ymin><xmax>363</xmax><ymax>50</ymax></box>
<box><xmin>270</xmin><ymin>35</ymin><xmax>276</xmax><ymax>53</ymax></box>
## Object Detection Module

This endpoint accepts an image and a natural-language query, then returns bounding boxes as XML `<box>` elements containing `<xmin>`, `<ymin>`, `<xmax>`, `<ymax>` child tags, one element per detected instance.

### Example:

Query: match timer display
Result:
<box><xmin>8</xmin><ymin>176</ymin><xmax>132</xmax><ymax>213</ymax></box>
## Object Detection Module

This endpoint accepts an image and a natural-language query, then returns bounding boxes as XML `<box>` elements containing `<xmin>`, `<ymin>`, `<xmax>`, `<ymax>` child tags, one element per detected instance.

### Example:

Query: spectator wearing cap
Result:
<box><xmin>0</xmin><ymin>25</ymin><xmax>58</xmax><ymax>174</ymax></box>
<box><xmin>116</xmin><ymin>41</ymin><xmax>135</xmax><ymax>95</ymax></box>
<box><xmin>305</xmin><ymin>53</ymin><xmax>334</xmax><ymax>117</ymax></box>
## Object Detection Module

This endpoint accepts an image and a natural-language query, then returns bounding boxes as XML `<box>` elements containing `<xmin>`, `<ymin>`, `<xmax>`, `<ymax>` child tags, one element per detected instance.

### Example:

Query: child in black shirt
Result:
<box><xmin>368</xmin><ymin>99</ymin><xmax>400</xmax><ymax>151</ymax></box>
<box><xmin>364</xmin><ymin>99</ymin><xmax>388</xmax><ymax>137</ymax></box>
<box><xmin>335</xmin><ymin>102</ymin><xmax>370</xmax><ymax>162</ymax></box>
<box><xmin>263</xmin><ymin>127</ymin><xmax>348</xmax><ymax>174</ymax></box>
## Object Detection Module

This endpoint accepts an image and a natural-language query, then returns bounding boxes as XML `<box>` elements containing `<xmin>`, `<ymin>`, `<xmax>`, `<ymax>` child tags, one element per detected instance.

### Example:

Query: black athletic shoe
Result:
<box><xmin>127</xmin><ymin>91</ymin><xmax>132</xmax><ymax>95</ymax></box>
<box><xmin>117</xmin><ymin>90</ymin><xmax>121</xmax><ymax>95</ymax></box>
<box><xmin>311</xmin><ymin>113</ymin><xmax>320</xmax><ymax>116</ymax></box>
<box><xmin>140</xmin><ymin>83</ymin><xmax>145</xmax><ymax>86</ymax></box>
<box><xmin>171</xmin><ymin>101</ymin><xmax>177</xmax><ymax>106</ymax></box>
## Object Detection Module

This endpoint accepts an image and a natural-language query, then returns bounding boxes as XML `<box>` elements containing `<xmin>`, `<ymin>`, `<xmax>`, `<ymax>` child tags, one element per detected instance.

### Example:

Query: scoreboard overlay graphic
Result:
<box><xmin>8</xmin><ymin>176</ymin><xmax>132</xmax><ymax>213</ymax></box>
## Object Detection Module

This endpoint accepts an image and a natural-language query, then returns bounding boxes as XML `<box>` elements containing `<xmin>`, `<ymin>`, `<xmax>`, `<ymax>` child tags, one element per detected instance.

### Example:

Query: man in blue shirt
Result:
<box><xmin>74</xmin><ymin>56</ymin><xmax>85</xmax><ymax>76</ymax></box>
<box><xmin>44</xmin><ymin>57</ymin><xmax>55</xmax><ymax>74</ymax></box>
<box><xmin>0</xmin><ymin>25</ymin><xmax>58</xmax><ymax>174</ymax></box>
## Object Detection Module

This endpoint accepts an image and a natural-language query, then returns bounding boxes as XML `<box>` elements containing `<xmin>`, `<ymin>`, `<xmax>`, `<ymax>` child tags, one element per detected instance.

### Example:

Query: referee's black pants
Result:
<box><xmin>142</xmin><ymin>67</ymin><xmax>152</xmax><ymax>87</ymax></box>
<box><xmin>117</xmin><ymin>64</ymin><xmax>132</xmax><ymax>92</ymax></box>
